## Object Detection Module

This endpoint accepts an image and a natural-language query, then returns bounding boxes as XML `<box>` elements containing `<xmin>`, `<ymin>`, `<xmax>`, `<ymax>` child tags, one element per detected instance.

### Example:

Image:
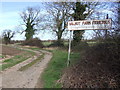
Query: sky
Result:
<box><xmin>0</xmin><ymin>1</ymin><xmax>118</xmax><ymax>40</ymax></box>
<box><xmin>0</xmin><ymin>2</ymin><xmax>93</xmax><ymax>40</ymax></box>
<box><xmin>0</xmin><ymin>2</ymin><xmax>56</xmax><ymax>40</ymax></box>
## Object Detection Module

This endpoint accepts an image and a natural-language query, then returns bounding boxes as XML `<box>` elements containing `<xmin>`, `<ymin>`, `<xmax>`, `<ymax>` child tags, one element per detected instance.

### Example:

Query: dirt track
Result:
<box><xmin>0</xmin><ymin>47</ymin><xmax>52</xmax><ymax>88</ymax></box>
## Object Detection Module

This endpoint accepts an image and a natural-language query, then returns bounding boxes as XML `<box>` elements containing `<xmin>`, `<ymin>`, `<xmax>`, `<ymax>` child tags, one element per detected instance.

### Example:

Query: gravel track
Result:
<box><xmin>0</xmin><ymin>48</ymin><xmax>52</xmax><ymax>88</ymax></box>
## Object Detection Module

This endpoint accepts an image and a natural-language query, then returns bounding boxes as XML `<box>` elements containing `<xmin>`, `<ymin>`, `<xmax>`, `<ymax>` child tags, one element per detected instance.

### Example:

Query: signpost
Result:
<box><xmin>68</xmin><ymin>19</ymin><xmax>111</xmax><ymax>30</ymax></box>
<box><xmin>67</xmin><ymin>19</ymin><xmax>112</xmax><ymax>66</ymax></box>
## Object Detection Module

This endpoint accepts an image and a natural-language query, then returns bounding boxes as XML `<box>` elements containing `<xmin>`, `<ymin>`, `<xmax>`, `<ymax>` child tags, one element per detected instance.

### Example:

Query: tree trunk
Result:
<box><xmin>56</xmin><ymin>30</ymin><xmax>63</xmax><ymax>46</ymax></box>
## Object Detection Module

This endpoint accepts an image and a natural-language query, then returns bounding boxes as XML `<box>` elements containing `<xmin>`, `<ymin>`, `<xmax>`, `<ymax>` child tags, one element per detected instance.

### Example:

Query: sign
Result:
<box><xmin>68</xmin><ymin>19</ymin><xmax>112</xmax><ymax>30</ymax></box>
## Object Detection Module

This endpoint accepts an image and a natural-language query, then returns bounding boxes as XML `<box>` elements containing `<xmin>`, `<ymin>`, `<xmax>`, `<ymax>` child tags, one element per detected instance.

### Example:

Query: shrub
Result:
<box><xmin>72</xmin><ymin>41</ymin><xmax>89</xmax><ymax>52</ymax></box>
<box><xmin>61</xmin><ymin>42</ymin><xmax>120</xmax><ymax>88</ymax></box>
<box><xmin>48</xmin><ymin>41</ymin><xmax>64</xmax><ymax>47</ymax></box>
<box><xmin>22</xmin><ymin>38</ymin><xmax>44</xmax><ymax>48</ymax></box>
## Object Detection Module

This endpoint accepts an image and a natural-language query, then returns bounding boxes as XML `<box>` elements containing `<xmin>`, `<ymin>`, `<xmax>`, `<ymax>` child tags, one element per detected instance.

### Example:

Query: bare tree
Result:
<box><xmin>91</xmin><ymin>11</ymin><xmax>108</xmax><ymax>41</ymax></box>
<box><xmin>45</xmin><ymin>2</ymin><xmax>100</xmax><ymax>46</ymax></box>
<box><xmin>110</xmin><ymin>2</ymin><xmax>120</xmax><ymax>44</ymax></box>
<box><xmin>2</xmin><ymin>30</ymin><xmax>15</xmax><ymax>45</ymax></box>
<box><xmin>91</xmin><ymin>2</ymin><xmax>120</xmax><ymax>42</ymax></box>
<box><xmin>20</xmin><ymin>7</ymin><xmax>42</xmax><ymax>40</ymax></box>
<box><xmin>45</xmin><ymin>2</ymin><xmax>72</xmax><ymax>46</ymax></box>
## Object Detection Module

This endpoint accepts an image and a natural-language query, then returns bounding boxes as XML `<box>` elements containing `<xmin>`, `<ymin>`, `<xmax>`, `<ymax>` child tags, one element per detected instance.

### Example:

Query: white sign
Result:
<box><xmin>68</xmin><ymin>19</ymin><xmax>112</xmax><ymax>30</ymax></box>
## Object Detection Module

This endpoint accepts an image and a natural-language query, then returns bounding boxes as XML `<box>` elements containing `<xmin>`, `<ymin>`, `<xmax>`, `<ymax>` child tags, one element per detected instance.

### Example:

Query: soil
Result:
<box><xmin>1</xmin><ymin>45</ymin><xmax>24</xmax><ymax>56</ymax></box>
<box><xmin>0</xmin><ymin>45</ymin><xmax>52</xmax><ymax>88</ymax></box>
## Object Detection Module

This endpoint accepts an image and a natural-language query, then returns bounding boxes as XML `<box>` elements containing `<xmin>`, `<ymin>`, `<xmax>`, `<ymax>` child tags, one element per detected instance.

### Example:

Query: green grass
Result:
<box><xmin>2</xmin><ymin>55</ymin><xmax>29</xmax><ymax>70</ymax></box>
<box><xmin>42</xmin><ymin>49</ymin><xmax>80</xmax><ymax>88</ymax></box>
<box><xmin>42</xmin><ymin>41</ymin><xmax>69</xmax><ymax>47</ymax></box>
<box><xmin>64</xmin><ymin>41</ymin><xmax>69</xmax><ymax>46</ymax></box>
<box><xmin>19</xmin><ymin>53</ymin><xmax>44</xmax><ymax>71</ymax></box>
<box><xmin>42</xmin><ymin>40</ymin><xmax>97</xmax><ymax>47</ymax></box>
<box><xmin>87</xmin><ymin>41</ymin><xmax>97</xmax><ymax>46</ymax></box>
<box><xmin>27</xmin><ymin>47</ymin><xmax>41</xmax><ymax>51</ymax></box>
<box><xmin>0</xmin><ymin>55</ymin><xmax>5</xmax><ymax>58</ymax></box>
<box><xmin>27</xmin><ymin>47</ymin><xmax>53</xmax><ymax>53</ymax></box>
<box><xmin>70</xmin><ymin>52</ymin><xmax>80</xmax><ymax>65</ymax></box>
<box><xmin>42</xmin><ymin>41</ymin><xmax>52</xmax><ymax>46</ymax></box>
<box><xmin>0</xmin><ymin>65</ymin><xmax>2</xmax><ymax>71</ymax></box>
<box><xmin>2</xmin><ymin>51</ymin><xmax>35</xmax><ymax>71</ymax></box>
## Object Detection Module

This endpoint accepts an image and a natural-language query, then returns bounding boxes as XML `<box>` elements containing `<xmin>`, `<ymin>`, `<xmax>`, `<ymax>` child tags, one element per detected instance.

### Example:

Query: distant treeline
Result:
<box><xmin>1</xmin><ymin>39</ymin><xmax>97</xmax><ymax>44</ymax></box>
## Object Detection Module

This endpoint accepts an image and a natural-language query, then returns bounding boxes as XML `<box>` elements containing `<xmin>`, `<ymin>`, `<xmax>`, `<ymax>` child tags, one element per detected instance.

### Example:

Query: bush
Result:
<box><xmin>22</xmin><ymin>38</ymin><xmax>44</xmax><ymax>48</ymax></box>
<box><xmin>48</xmin><ymin>41</ymin><xmax>64</xmax><ymax>47</ymax></box>
<box><xmin>61</xmin><ymin>42</ymin><xmax>120</xmax><ymax>88</ymax></box>
<box><xmin>72</xmin><ymin>41</ymin><xmax>89</xmax><ymax>52</ymax></box>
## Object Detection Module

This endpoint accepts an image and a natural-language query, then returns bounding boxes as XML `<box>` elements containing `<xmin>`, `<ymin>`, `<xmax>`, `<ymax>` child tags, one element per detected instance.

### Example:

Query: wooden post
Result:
<box><xmin>67</xmin><ymin>30</ymin><xmax>72</xmax><ymax>67</ymax></box>
<box><xmin>105</xmin><ymin>14</ymin><xmax>109</xmax><ymax>39</ymax></box>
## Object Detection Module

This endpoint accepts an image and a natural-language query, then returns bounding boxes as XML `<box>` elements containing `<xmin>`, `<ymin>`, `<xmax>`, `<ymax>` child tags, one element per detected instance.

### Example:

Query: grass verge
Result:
<box><xmin>42</xmin><ymin>49</ymin><xmax>80</xmax><ymax>88</ymax></box>
<box><xmin>42</xmin><ymin>41</ymin><xmax>52</xmax><ymax>46</ymax></box>
<box><xmin>26</xmin><ymin>47</ymin><xmax>41</xmax><ymax>51</ymax></box>
<box><xmin>0</xmin><ymin>65</ymin><xmax>2</xmax><ymax>71</ymax></box>
<box><xmin>0</xmin><ymin>55</ymin><xmax>5</xmax><ymax>58</ymax></box>
<box><xmin>2</xmin><ymin>50</ymin><xmax>35</xmax><ymax>71</ymax></box>
<box><xmin>19</xmin><ymin>53</ymin><xmax>44</xmax><ymax>71</ymax></box>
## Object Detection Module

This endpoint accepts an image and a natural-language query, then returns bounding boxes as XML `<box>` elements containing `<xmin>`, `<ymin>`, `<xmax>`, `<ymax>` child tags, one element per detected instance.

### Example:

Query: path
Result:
<box><xmin>0</xmin><ymin>48</ymin><xmax>52</xmax><ymax>88</ymax></box>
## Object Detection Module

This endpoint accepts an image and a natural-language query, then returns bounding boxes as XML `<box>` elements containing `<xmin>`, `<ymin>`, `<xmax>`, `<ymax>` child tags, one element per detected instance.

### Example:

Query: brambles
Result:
<box><xmin>71</xmin><ymin>41</ymin><xmax>89</xmax><ymax>52</ymax></box>
<box><xmin>60</xmin><ymin>42</ymin><xmax>120</xmax><ymax>88</ymax></box>
<box><xmin>22</xmin><ymin>38</ymin><xmax>44</xmax><ymax>48</ymax></box>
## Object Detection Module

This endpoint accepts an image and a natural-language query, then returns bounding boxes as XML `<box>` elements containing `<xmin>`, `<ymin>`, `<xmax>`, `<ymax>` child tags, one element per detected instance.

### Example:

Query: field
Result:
<box><xmin>1</xmin><ymin>44</ymin><xmax>53</xmax><ymax>88</ymax></box>
<box><xmin>1</xmin><ymin>38</ymin><xmax>119</xmax><ymax>88</ymax></box>
<box><xmin>1</xmin><ymin>45</ymin><xmax>23</xmax><ymax>56</ymax></box>
<box><xmin>0</xmin><ymin>41</ymin><xmax>93</xmax><ymax>86</ymax></box>
<box><xmin>0</xmin><ymin>42</ymin><xmax>81</xmax><ymax>88</ymax></box>
<box><xmin>0</xmin><ymin>45</ymin><xmax>35</xmax><ymax>71</ymax></box>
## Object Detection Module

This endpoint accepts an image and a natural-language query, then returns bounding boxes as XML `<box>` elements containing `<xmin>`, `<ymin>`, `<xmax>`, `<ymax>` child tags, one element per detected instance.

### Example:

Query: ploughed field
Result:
<box><xmin>1</xmin><ymin>45</ymin><xmax>23</xmax><ymax>56</ymax></box>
